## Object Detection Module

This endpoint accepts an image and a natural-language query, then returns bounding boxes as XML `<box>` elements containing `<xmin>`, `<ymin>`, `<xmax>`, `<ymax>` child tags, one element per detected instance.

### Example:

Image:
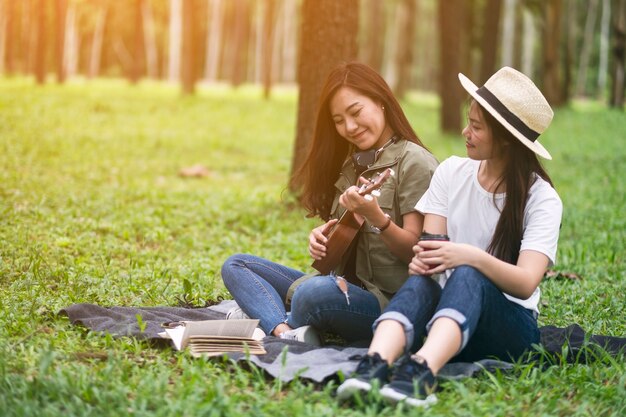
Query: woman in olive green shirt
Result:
<box><xmin>221</xmin><ymin>62</ymin><xmax>438</xmax><ymax>345</ymax></box>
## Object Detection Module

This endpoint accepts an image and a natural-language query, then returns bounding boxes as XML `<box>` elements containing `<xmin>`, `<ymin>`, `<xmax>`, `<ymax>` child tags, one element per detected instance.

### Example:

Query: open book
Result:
<box><xmin>161</xmin><ymin>319</ymin><xmax>266</xmax><ymax>358</ymax></box>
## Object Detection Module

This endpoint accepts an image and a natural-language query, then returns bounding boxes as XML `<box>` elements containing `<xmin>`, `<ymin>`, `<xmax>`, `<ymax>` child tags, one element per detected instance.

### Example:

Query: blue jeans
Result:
<box><xmin>376</xmin><ymin>265</ymin><xmax>540</xmax><ymax>362</ymax></box>
<box><xmin>221</xmin><ymin>254</ymin><xmax>382</xmax><ymax>342</ymax></box>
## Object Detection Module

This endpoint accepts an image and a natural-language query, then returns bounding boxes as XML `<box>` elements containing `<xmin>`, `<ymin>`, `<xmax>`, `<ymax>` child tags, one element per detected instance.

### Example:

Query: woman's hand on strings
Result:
<box><xmin>308</xmin><ymin>219</ymin><xmax>338</xmax><ymax>260</ymax></box>
<box><xmin>338</xmin><ymin>176</ymin><xmax>381</xmax><ymax>219</ymax></box>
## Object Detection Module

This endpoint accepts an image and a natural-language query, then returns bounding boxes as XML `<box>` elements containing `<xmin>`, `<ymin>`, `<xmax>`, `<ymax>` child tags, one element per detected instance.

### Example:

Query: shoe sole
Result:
<box><xmin>379</xmin><ymin>386</ymin><xmax>437</xmax><ymax>408</ymax></box>
<box><xmin>336</xmin><ymin>378</ymin><xmax>372</xmax><ymax>401</ymax></box>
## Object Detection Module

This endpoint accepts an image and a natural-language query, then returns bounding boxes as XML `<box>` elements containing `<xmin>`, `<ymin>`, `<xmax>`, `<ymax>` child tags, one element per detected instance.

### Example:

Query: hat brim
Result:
<box><xmin>458</xmin><ymin>73</ymin><xmax>552</xmax><ymax>160</ymax></box>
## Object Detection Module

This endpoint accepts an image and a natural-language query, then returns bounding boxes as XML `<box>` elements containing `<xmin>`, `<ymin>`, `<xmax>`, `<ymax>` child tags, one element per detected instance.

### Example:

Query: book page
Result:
<box><xmin>164</xmin><ymin>319</ymin><xmax>260</xmax><ymax>350</ymax></box>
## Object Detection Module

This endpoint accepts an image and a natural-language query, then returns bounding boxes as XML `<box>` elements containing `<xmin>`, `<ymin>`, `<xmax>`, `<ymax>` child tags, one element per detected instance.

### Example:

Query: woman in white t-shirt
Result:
<box><xmin>337</xmin><ymin>67</ymin><xmax>563</xmax><ymax>408</ymax></box>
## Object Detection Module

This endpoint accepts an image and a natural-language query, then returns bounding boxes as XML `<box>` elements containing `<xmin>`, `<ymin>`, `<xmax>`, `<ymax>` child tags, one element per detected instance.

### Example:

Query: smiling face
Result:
<box><xmin>329</xmin><ymin>86</ymin><xmax>393</xmax><ymax>151</ymax></box>
<box><xmin>462</xmin><ymin>101</ymin><xmax>499</xmax><ymax>161</ymax></box>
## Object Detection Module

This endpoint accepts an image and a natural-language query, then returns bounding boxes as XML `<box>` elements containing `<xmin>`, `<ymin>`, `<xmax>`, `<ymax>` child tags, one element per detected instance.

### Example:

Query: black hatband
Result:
<box><xmin>476</xmin><ymin>86</ymin><xmax>540</xmax><ymax>141</ymax></box>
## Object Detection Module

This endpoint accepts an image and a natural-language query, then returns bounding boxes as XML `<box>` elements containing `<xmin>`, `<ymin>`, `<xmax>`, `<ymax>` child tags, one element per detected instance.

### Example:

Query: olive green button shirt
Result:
<box><xmin>330</xmin><ymin>139</ymin><xmax>439</xmax><ymax>309</ymax></box>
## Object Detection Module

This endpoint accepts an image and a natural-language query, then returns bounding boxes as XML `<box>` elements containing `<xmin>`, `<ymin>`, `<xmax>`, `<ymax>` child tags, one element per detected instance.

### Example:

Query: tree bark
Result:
<box><xmin>63</xmin><ymin>3</ymin><xmax>78</xmax><ymax>78</ymax></box>
<box><xmin>500</xmin><ymin>0</ymin><xmax>517</xmax><ymax>68</ymax></box>
<box><xmin>597</xmin><ymin>0</ymin><xmax>611</xmax><ymax>97</ymax></box>
<box><xmin>609</xmin><ymin>0</ymin><xmax>626</xmax><ymax>108</ymax></box>
<box><xmin>271</xmin><ymin>0</ymin><xmax>284</xmax><ymax>83</ymax></box>
<box><xmin>143</xmin><ymin>0</ymin><xmax>159</xmax><ymax>79</ymax></box>
<box><xmin>393</xmin><ymin>0</ymin><xmax>417</xmax><ymax>98</ymax></box>
<box><xmin>54</xmin><ymin>0</ymin><xmax>67</xmax><ymax>83</ymax></box>
<box><xmin>289</xmin><ymin>0</ymin><xmax>359</xmax><ymax>191</ymax></box>
<box><xmin>230</xmin><ymin>0</ymin><xmax>249</xmax><ymax>87</ymax></box>
<box><xmin>34</xmin><ymin>0</ymin><xmax>46</xmax><ymax>84</ymax></box>
<box><xmin>0</xmin><ymin>0</ymin><xmax>5</xmax><ymax>75</ymax></box>
<box><xmin>168</xmin><ymin>0</ymin><xmax>182</xmax><ymax>82</ymax></box>
<box><xmin>463</xmin><ymin>0</ymin><xmax>478</xmax><ymax>79</ymax></box>
<box><xmin>181</xmin><ymin>0</ymin><xmax>196</xmax><ymax>94</ymax></box>
<box><xmin>575</xmin><ymin>0</ymin><xmax>599</xmax><ymax>96</ymax></box>
<box><xmin>89</xmin><ymin>3</ymin><xmax>107</xmax><ymax>79</ymax></box>
<box><xmin>480</xmin><ymin>0</ymin><xmax>502</xmax><ymax>84</ymax></box>
<box><xmin>204</xmin><ymin>0</ymin><xmax>223</xmax><ymax>81</ymax></box>
<box><xmin>521</xmin><ymin>6</ymin><xmax>538</xmax><ymax>78</ymax></box>
<box><xmin>281</xmin><ymin>0</ymin><xmax>297</xmax><ymax>83</ymax></box>
<box><xmin>439</xmin><ymin>0</ymin><xmax>465</xmax><ymax>133</ymax></box>
<box><xmin>362</xmin><ymin>0</ymin><xmax>386</xmax><ymax>73</ymax></box>
<box><xmin>561</xmin><ymin>0</ymin><xmax>577</xmax><ymax>102</ymax></box>
<box><xmin>130</xmin><ymin>0</ymin><xmax>144</xmax><ymax>84</ymax></box>
<box><xmin>261</xmin><ymin>0</ymin><xmax>275</xmax><ymax>98</ymax></box>
<box><xmin>542</xmin><ymin>0</ymin><xmax>564</xmax><ymax>106</ymax></box>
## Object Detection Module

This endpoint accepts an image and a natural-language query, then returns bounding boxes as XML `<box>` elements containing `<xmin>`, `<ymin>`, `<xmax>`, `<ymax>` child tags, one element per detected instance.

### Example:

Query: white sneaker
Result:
<box><xmin>226</xmin><ymin>306</ymin><xmax>250</xmax><ymax>320</ymax></box>
<box><xmin>279</xmin><ymin>326</ymin><xmax>322</xmax><ymax>346</ymax></box>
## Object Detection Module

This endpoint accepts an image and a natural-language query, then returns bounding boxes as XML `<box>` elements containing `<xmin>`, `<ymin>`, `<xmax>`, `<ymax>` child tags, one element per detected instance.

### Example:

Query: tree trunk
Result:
<box><xmin>130</xmin><ymin>0</ymin><xmax>144</xmax><ymax>84</ymax></box>
<box><xmin>168</xmin><ymin>0</ymin><xmax>182</xmax><ymax>82</ymax></box>
<box><xmin>500</xmin><ymin>0</ymin><xmax>517</xmax><ymax>68</ymax></box>
<box><xmin>281</xmin><ymin>0</ymin><xmax>297</xmax><ymax>83</ymax></box>
<box><xmin>362</xmin><ymin>0</ymin><xmax>386</xmax><ymax>73</ymax></box>
<box><xmin>609</xmin><ymin>0</ymin><xmax>626</xmax><ymax>108</ymax></box>
<box><xmin>463</xmin><ymin>0</ymin><xmax>478</xmax><ymax>79</ymax></box>
<box><xmin>439</xmin><ymin>0</ymin><xmax>465</xmax><ymax>133</ymax></box>
<box><xmin>289</xmin><ymin>0</ymin><xmax>359</xmax><ymax>191</ymax></box>
<box><xmin>415</xmin><ymin>0</ymin><xmax>437</xmax><ymax>90</ymax></box>
<box><xmin>63</xmin><ymin>3</ymin><xmax>78</xmax><ymax>78</ymax></box>
<box><xmin>521</xmin><ymin>7</ymin><xmax>536</xmax><ymax>77</ymax></box>
<box><xmin>598</xmin><ymin>0</ymin><xmax>611</xmax><ymax>97</ymax></box>
<box><xmin>143</xmin><ymin>0</ymin><xmax>158</xmax><ymax>79</ymax></box>
<box><xmin>34</xmin><ymin>0</ymin><xmax>45</xmax><ymax>84</ymax></box>
<box><xmin>3</xmin><ymin>0</ymin><xmax>16</xmax><ymax>75</ymax></box>
<box><xmin>0</xmin><ymin>0</ymin><xmax>5</xmax><ymax>75</ymax></box>
<box><xmin>230</xmin><ymin>0</ymin><xmax>249</xmax><ymax>87</ymax></box>
<box><xmin>542</xmin><ymin>0</ymin><xmax>563</xmax><ymax>106</ymax></box>
<box><xmin>261</xmin><ymin>0</ymin><xmax>275</xmax><ymax>98</ymax></box>
<box><xmin>512</xmin><ymin>0</ymin><xmax>523</xmax><ymax>70</ymax></box>
<box><xmin>54</xmin><ymin>0</ymin><xmax>67</xmax><ymax>83</ymax></box>
<box><xmin>561</xmin><ymin>0</ymin><xmax>577</xmax><ymax>102</ymax></box>
<box><xmin>271</xmin><ymin>0</ymin><xmax>284</xmax><ymax>83</ymax></box>
<box><xmin>181</xmin><ymin>0</ymin><xmax>196</xmax><ymax>94</ymax></box>
<box><xmin>89</xmin><ymin>4</ymin><xmax>107</xmax><ymax>79</ymax></box>
<box><xmin>204</xmin><ymin>0</ymin><xmax>224</xmax><ymax>81</ymax></box>
<box><xmin>393</xmin><ymin>0</ymin><xmax>417</xmax><ymax>98</ymax></box>
<box><xmin>479</xmin><ymin>0</ymin><xmax>502</xmax><ymax>84</ymax></box>
<box><xmin>576</xmin><ymin>0</ymin><xmax>599</xmax><ymax>96</ymax></box>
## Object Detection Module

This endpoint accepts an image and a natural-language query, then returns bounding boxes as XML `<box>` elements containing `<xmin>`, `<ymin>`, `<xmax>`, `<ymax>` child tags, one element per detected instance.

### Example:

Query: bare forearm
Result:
<box><xmin>367</xmin><ymin>210</ymin><xmax>421</xmax><ymax>264</ymax></box>
<box><xmin>379</xmin><ymin>222</ymin><xmax>419</xmax><ymax>263</ymax></box>
<box><xmin>466</xmin><ymin>248</ymin><xmax>547</xmax><ymax>299</ymax></box>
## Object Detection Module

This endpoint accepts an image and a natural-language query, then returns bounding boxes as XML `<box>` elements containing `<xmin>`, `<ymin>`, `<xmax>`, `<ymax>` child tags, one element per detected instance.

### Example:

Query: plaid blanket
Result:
<box><xmin>59</xmin><ymin>301</ymin><xmax>626</xmax><ymax>383</ymax></box>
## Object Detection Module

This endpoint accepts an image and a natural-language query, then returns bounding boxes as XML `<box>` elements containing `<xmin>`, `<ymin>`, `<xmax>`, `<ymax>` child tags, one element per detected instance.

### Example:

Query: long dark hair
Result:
<box><xmin>294</xmin><ymin>61</ymin><xmax>427</xmax><ymax>220</ymax></box>
<box><xmin>478</xmin><ymin>103</ymin><xmax>554</xmax><ymax>264</ymax></box>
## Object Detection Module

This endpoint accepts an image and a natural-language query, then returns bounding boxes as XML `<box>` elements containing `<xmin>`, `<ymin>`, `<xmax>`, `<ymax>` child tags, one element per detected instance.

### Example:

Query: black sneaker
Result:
<box><xmin>336</xmin><ymin>353</ymin><xmax>390</xmax><ymax>400</ymax></box>
<box><xmin>380</xmin><ymin>355</ymin><xmax>438</xmax><ymax>408</ymax></box>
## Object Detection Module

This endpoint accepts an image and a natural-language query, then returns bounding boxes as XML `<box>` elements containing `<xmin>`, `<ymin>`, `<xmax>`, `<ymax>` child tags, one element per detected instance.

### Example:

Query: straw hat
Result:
<box><xmin>458</xmin><ymin>66</ymin><xmax>554</xmax><ymax>160</ymax></box>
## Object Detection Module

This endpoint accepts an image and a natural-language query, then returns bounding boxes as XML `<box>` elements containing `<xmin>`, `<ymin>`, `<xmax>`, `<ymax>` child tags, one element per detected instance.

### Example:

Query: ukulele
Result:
<box><xmin>311</xmin><ymin>168</ymin><xmax>395</xmax><ymax>275</ymax></box>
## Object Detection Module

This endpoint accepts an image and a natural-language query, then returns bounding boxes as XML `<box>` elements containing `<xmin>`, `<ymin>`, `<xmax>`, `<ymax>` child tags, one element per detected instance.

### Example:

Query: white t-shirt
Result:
<box><xmin>415</xmin><ymin>156</ymin><xmax>563</xmax><ymax>312</ymax></box>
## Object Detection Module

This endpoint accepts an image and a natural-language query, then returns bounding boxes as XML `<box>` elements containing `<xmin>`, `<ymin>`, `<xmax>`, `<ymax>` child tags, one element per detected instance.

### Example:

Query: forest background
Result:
<box><xmin>1</xmin><ymin>1</ymin><xmax>625</xmax><ymax>416</ymax></box>
<box><xmin>1</xmin><ymin>0</ymin><xmax>625</xmax><ymax>182</ymax></box>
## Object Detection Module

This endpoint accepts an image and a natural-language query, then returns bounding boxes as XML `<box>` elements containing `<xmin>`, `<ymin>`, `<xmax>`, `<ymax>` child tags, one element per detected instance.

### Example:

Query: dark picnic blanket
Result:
<box><xmin>58</xmin><ymin>301</ymin><xmax>626</xmax><ymax>383</ymax></box>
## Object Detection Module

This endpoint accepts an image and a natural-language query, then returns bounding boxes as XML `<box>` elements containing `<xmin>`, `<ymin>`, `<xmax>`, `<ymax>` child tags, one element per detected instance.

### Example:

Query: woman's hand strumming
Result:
<box><xmin>308</xmin><ymin>219</ymin><xmax>338</xmax><ymax>260</ymax></box>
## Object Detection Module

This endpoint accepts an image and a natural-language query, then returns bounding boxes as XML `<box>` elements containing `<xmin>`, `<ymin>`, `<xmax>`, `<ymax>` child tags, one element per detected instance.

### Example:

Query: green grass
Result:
<box><xmin>1</xmin><ymin>77</ymin><xmax>625</xmax><ymax>416</ymax></box>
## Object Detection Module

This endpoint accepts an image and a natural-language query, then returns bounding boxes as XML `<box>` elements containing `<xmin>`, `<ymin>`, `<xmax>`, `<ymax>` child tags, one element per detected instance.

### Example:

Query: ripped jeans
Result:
<box><xmin>221</xmin><ymin>254</ymin><xmax>381</xmax><ymax>342</ymax></box>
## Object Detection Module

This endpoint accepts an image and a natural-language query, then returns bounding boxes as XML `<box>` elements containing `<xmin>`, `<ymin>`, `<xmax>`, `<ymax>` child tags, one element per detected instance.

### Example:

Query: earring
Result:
<box><xmin>381</xmin><ymin>105</ymin><xmax>385</xmax><ymax>111</ymax></box>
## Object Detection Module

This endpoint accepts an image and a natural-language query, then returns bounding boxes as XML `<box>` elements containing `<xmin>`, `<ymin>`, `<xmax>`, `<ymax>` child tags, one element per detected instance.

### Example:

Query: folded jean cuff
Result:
<box><xmin>426</xmin><ymin>308</ymin><xmax>469</xmax><ymax>353</ymax></box>
<box><xmin>373</xmin><ymin>311</ymin><xmax>414</xmax><ymax>354</ymax></box>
